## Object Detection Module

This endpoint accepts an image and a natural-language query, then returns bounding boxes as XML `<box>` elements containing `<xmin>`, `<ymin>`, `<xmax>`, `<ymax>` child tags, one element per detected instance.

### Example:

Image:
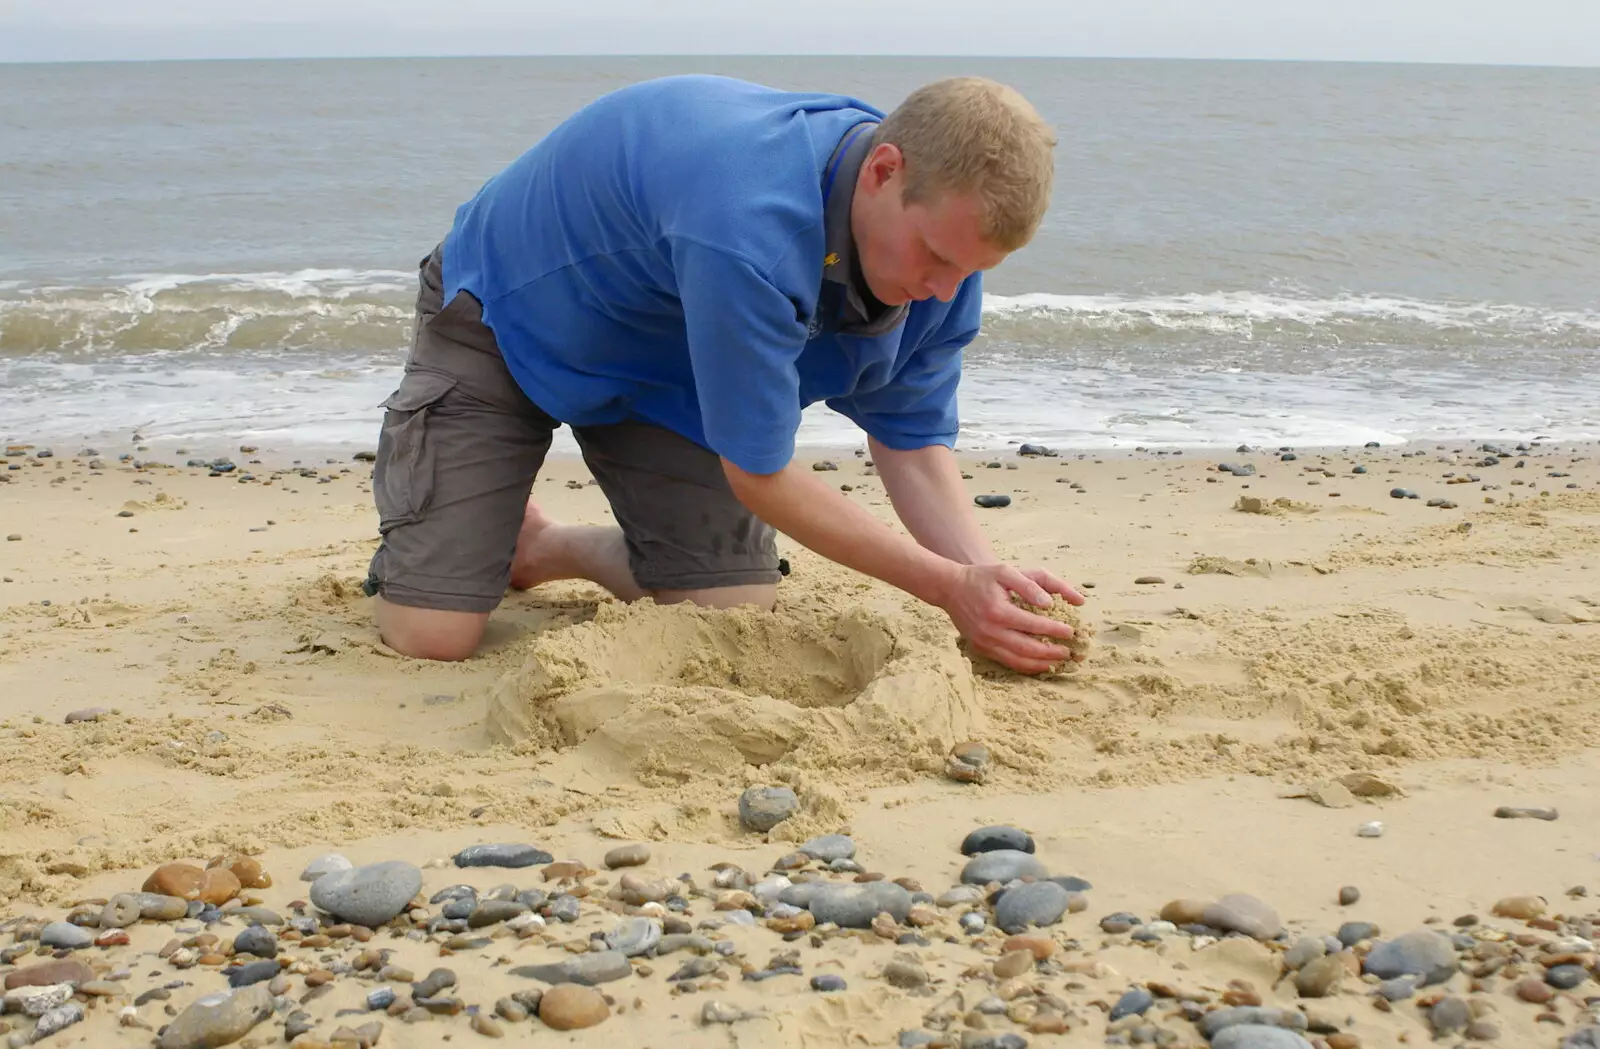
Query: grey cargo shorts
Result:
<box><xmin>363</xmin><ymin>244</ymin><xmax>781</xmax><ymax>613</ymax></box>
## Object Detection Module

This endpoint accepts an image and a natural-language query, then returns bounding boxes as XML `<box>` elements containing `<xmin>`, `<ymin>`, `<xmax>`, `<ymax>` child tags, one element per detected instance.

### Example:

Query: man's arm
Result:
<box><xmin>867</xmin><ymin>437</ymin><xmax>999</xmax><ymax>567</ymax></box>
<box><xmin>723</xmin><ymin>458</ymin><xmax>1080</xmax><ymax>673</ymax></box>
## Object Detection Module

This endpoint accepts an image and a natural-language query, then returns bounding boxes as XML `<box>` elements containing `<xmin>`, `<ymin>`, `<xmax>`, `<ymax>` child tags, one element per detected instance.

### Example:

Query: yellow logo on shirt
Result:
<box><xmin>823</xmin><ymin>252</ymin><xmax>840</xmax><ymax>268</ymax></box>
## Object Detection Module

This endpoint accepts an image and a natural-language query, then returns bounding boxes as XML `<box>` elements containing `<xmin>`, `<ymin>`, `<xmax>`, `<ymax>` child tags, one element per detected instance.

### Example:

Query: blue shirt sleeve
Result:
<box><xmin>828</xmin><ymin>273</ymin><xmax>983</xmax><ymax>451</ymax></box>
<box><xmin>673</xmin><ymin>237</ymin><xmax>812</xmax><ymax>475</ymax></box>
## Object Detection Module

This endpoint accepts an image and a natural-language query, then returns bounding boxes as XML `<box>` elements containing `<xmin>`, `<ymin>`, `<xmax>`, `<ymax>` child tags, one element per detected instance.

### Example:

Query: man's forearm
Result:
<box><xmin>868</xmin><ymin>438</ymin><xmax>1000</xmax><ymax>566</ymax></box>
<box><xmin>723</xmin><ymin>459</ymin><xmax>961</xmax><ymax>608</ymax></box>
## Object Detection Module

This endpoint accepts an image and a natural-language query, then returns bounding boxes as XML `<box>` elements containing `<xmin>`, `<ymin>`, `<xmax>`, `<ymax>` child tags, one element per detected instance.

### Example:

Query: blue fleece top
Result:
<box><xmin>441</xmin><ymin>74</ymin><xmax>982</xmax><ymax>475</ymax></box>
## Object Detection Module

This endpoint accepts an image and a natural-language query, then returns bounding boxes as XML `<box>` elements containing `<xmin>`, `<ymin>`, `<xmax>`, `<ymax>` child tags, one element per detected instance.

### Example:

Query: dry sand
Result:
<box><xmin>1</xmin><ymin>435</ymin><xmax>1598</xmax><ymax>1047</ymax></box>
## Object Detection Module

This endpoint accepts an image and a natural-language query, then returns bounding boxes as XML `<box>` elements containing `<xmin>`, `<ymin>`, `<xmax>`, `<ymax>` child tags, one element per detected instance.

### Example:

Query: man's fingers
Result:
<box><xmin>996</xmin><ymin>600</ymin><xmax>1076</xmax><ymax>641</ymax></box>
<box><xmin>1021</xmin><ymin>567</ymin><xmax>1087</xmax><ymax>606</ymax></box>
<box><xmin>998</xmin><ymin>565</ymin><xmax>1052</xmax><ymax>607</ymax></box>
<box><xmin>979</xmin><ymin>624</ymin><xmax>1070</xmax><ymax>664</ymax></box>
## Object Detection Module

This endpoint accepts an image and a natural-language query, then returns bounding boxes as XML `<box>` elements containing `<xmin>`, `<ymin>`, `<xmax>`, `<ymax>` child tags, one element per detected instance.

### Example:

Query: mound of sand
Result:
<box><xmin>486</xmin><ymin>599</ymin><xmax>982</xmax><ymax>790</ymax></box>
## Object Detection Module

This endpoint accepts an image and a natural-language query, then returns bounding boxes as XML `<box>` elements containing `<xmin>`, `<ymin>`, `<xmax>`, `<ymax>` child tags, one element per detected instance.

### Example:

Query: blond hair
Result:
<box><xmin>871</xmin><ymin>77</ymin><xmax>1056</xmax><ymax>252</ymax></box>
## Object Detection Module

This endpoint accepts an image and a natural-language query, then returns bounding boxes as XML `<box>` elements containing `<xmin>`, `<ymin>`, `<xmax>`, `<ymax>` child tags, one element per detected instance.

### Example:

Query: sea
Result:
<box><xmin>2</xmin><ymin>56</ymin><xmax>1597</xmax><ymax>456</ymax></box>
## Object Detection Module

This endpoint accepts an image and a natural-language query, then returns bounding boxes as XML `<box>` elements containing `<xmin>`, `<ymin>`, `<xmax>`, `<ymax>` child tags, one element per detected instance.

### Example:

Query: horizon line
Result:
<box><xmin>3</xmin><ymin>52</ymin><xmax>1598</xmax><ymax>71</ymax></box>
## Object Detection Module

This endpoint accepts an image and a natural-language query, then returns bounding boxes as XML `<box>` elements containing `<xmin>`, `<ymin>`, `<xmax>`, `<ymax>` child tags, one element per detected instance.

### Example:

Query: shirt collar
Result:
<box><xmin>821</xmin><ymin>122</ymin><xmax>908</xmax><ymax>337</ymax></box>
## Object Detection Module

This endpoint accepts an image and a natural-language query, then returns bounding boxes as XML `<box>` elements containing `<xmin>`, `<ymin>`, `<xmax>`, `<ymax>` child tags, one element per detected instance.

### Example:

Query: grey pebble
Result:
<box><xmin>367</xmin><ymin>987</ymin><xmax>397</xmax><ymax>1010</ymax></box>
<box><xmin>937</xmin><ymin>885</ymin><xmax>985</xmax><ymax>908</ymax></box>
<box><xmin>994</xmin><ymin>881</ymin><xmax>1070</xmax><ymax>934</ymax></box>
<box><xmin>413</xmin><ymin>968</ymin><xmax>457</xmax><ymax>999</ymax></box>
<box><xmin>39</xmin><ymin>922</ymin><xmax>92</xmax><ymax>949</ymax></box>
<box><xmin>30</xmin><ymin>1001</ymin><xmax>85</xmax><ymax>1041</ymax></box>
<box><xmin>234</xmin><ymin>907</ymin><xmax>282</xmax><ymax>926</ymax></box>
<box><xmin>442</xmin><ymin>899</ymin><xmax>475</xmax><ymax>921</ymax></box>
<box><xmin>468</xmin><ymin>900</ymin><xmax>529</xmax><ymax>928</ymax></box>
<box><xmin>429</xmin><ymin>884</ymin><xmax>478</xmax><ymax>905</ymax></box>
<box><xmin>808</xmin><ymin>881</ymin><xmax>911</xmax><ymax>928</ymax></box>
<box><xmin>657</xmin><ymin>934</ymin><xmax>715</xmax><ymax>955</ymax></box>
<box><xmin>811</xmin><ymin>974</ymin><xmax>847</xmax><ymax>992</ymax></box>
<box><xmin>799</xmin><ymin>835</ymin><xmax>856</xmax><ymax>862</ymax></box>
<box><xmin>963</xmin><ymin>1035</ymin><xmax>1028</xmax><ymax>1049</ymax></box>
<box><xmin>1201</xmin><ymin>894</ymin><xmax>1282</xmax><ymax>940</ymax></box>
<box><xmin>155</xmin><ymin>984</ymin><xmax>273</xmax><ymax>1049</ymax></box>
<box><xmin>546</xmin><ymin>895</ymin><xmax>581</xmax><ymax>923</ymax></box>
<box><xmin>959</xmin><ymin>825</ymin><xmax>1035</xmax><ymax>855</ymax></box>
<box><xmin>723</xmin><ymin>910</ymin><xmax>757</xmax><ymax>926</ymax></box>
<box><xmin>899</xmin><ymin>1033</ymin><xmax>935</xmax><ymax>1049</ymax></box>
<box><xmin>225</xmin><ymin>960</ymin><xmax>280</xmax><ymax>988</ymax></box>
<box><xmin>453</xmin><ymin>843</ymin><xmax>553</xmax><ymax>868</ymax></box>
<box><xmin>285</xmin><ymin>1012</ymin><xmax>315</xmax><ymax>1040</ymax></box>
<box><xmin>1377</xmin><ymin>975</ymin><xmax>1418</xmax><ymax>1000</ymax></box>
<box><xmin>1211</xmin><ymin>1027</ymin><xmax>1314</xmax><ymax>1049</ymax></box>
<box><xmin>828</xmin><ymin>858</ymin><xmax>865</xmax><ymax>874</ymax></box>
<box><xmin>1362</xmin><ymin>929</ymin><xmax>1459</xmax><ymax>985</ymax></box>
<box><xmin>309</xmin><ymin>860</ymin><xmax>422</xmax><ymax>927</ymax></box>
<box><xmin>1110</xmin><ymin>987</ymin><xmax>1154</xmax><ymax>1020</ymax></box>
<box><xmin>738</xmin><ymin>786</ymin><xmax>800</xmax><ymax>832</ymax></box>
<box><xmin>670</xmin><ymin>957</ymin><xmax>721</xmax><ymax>981</ymax></box>
<box><xmin>232</xmin><ymin>925</ymin><xmax>277</xmax><ymax>958</ymax></box>
<box><xmin>959</xmin><ymin>849</ymin><xmax>1047</xmax><ymax>885</ymax></box>
<box><xmin>1429</xmin><ymin>996</ymin><xmax>1471</xmax><ymax>1036</ymax></box>
<box><xmin>1283</xmin><ymin>936</ymin><xmax>1326</xmax><ymax>970</ymax></box>
<box><xmin>1338</xmin><ymin>886</ymin><xmax>1360</xmax><ymax>906</ymax></box>
<box><xmin>1200</xmin><ymin>1008</ymin><xmax>1310</xmax><ymax>1038</ymax></box>
<box><xmin>959</xmin><ymin>912</ymin><xmax>986</xmax><ymax>934</ymax></box>
<box><xmin>1337</xmin><ymin>920</ymin><xmax>1380</xmax><ymax>946</ymax></box>
<box><xmin>1548</xmin><ymin>964</ymin><xmax>1589</xmax><ymax>989</ymax></box>
<box><xmin>714</xmin><ymin>941</ymin><xmax>737</xmax><ymax>957</ymax></box>
<box><xmin>508</xmin><ymin>950</ymin><xmax>631</xmax><ymax>986</ymax></box>
<box><xmin>605</xmin><ymin>917</ymin><xmax>663</xmax><ymax>956</ymax></box>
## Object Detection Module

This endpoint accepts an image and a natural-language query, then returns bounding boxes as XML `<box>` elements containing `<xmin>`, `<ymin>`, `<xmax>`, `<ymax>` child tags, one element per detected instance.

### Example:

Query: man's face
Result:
<box><xmin>851</xmin><ymin>144</ymin><xmax>1010</xmax><ymax>307</ymax></box>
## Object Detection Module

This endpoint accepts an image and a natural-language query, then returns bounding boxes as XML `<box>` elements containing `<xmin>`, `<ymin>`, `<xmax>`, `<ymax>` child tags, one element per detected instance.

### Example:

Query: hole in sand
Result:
<box><xmin>485</xmin><ymin>599</ymin><xmax>981</xmax><ymax>787</ymax></box>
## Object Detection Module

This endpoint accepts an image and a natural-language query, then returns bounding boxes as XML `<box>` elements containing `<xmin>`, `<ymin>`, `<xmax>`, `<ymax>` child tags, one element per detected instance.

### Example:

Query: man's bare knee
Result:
<box><xmin>374</xmin><ymin>599</ymin><xmax>489</xmax><ymax>661</ymax></box>
<box><xmin>651</xmin><ymin>583</ymin><xmax>777</xmax><ymax>611</ymax></box>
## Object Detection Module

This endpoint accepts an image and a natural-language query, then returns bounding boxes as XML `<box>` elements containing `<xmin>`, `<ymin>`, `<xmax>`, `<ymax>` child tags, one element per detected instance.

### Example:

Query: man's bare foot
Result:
<box><xmin>509</xmin><ymin>499</ymin><xmax>560</xmax><ymax>590</ymax></box>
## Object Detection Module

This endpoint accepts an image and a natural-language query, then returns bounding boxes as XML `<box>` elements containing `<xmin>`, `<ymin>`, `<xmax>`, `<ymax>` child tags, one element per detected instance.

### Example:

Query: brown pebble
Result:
<box><xmin>1465</xmin><ymin>1020</ymin><xmax>1499</xmax><ymax>1041</ymax></box>
<box><xmin>197</xmin><ymin>953</ymin><xmax>226</xmax><ymax>966</ymax></box>
<box><xmin>1222</xmin><ymin>983</ymin><xmax>1262</xmax><ymax>1007</ymax></box>
<box><xmin>767</xmin><ymin>911</ymin><xmax>815</xmax><ymax>934</ymax></box>
<box><xmin>602</xmin><ymin>845</ymin><xmax>650</xmax><ymax>870</ymax></box>
<box><xmin>143</xmin><ymin>862</ymin><xmax>205</xmax><ymax>900</ymax></box>
<box><xmin>1516</xmin><ymin>978</ymin><xmax>1554</xmax><ymax>1004</ymax></box>
<box><xmin>1002</xmin><ymin>935</ymin><xmax>1056</xmax><ymax>962</ymax></box>
<box><xmin>94</xmin><ymin>930</ymin><xmax>130</xmax><ymax>947</ymax></box>
<box><xmin>303</xmin><ymin>935</ymin><xmax>331</xmax><ymax>949</ymax></box>
<box><xmin>4</xmin><ymin>960</ymin><xmax>95</xmax><ymax>991</ymax></box>
<box><xmin>350</xmin><ymin>926</ymin><xmax>373</xmax><ymax>942</ymax></box>
<box><xmin>1491</xmin><ymin>896</ymin><xmax>1546</xmax><ymax>921</ymax></box>
<box><xmin>471</xmin><ymin>1013</ymin><xmax>504</xmax><ymax>1038</ymax></box>
<box><xmin>1027</xmin><ymin>1013</ymin><xmax>1071</xmax><ymax>1035</ymax></box>
<box><xmin>207</xmin><ymin>854</ymin><xmax>272</xmax><ymax>890</ymax></box>
<box><xmin>894</xmin><ymin>878</ymin><xmax>923</xmax><ymax>894</ymax></box>
<box><xmin>1159</xmin><ymin>899</ymin><xmax>1210</xmax><ymax>925</ymax></box>
<box><xmin>993</xmin><ymin>950</ymin><xmax>1034</xmax><ymax>980</ymax></box>
<box><xmin>495</xmin><ymin>998</ymin><xmax>529</xmax><ymax>1022</ymax></box>
<box><xmin>542</xmin><ymin>861</ymin><xmax>589</xmax><ymax>882</ymax></box>
<box><xmin>539</xmin><ymin>984</ymin><xmax>610</xmax><ymax>1030</ymax></box>
<box><xmin>1327</xmin><ymin>1035</ymin><xmax>1362</xmax><ymax>1049</ymax></box>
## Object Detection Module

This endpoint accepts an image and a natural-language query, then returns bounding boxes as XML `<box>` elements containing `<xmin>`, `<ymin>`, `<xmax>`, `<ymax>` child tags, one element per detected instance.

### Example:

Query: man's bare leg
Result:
<box><xmin>510</xmin><ymin>499</ymin><xmax>776</xmax><ymax>609</ymax></box>
<box><xmin>374</xmin><ymin>599</ymin><xmax>489</xmax><ymax>662</ymax></box>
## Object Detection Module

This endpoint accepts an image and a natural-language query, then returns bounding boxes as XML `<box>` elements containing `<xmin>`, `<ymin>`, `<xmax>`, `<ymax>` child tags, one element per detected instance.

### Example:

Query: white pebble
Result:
<box><xmin>1357</xmin><ymin>821</ymin><xmax>1385</xmax><ymax>838</ymax></box>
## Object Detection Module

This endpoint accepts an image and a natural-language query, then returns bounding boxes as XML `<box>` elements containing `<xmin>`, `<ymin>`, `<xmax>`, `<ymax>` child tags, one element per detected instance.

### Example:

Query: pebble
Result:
<box><xmin>1362</xmin><ymin>929</ymin><xmax>1459</xmax><ymax>985</ymax></box>
<box><xmin>1494</xmin><ymin>805</ymin><xmax>1559</xmax><ymax>820</ymax></box>
<box><xmin>604</xmin><ymin>917</ymin><xmax>662</xmax><ymax>956</ymax></box>
<box><xmin>701</xmin><ymin>1000</ymin><xmax>754</xmax><ymax>1024</ymax></box>
<box><xmin>468</xmin><ymin>900</ymin><xmax>529</xmax><ymax>928</ymax></box>
<box><xmin>367</xmin><ymin>987</ymin><xmax>397</xmax><ymax>1010</ymax></box>
<box><xmin>472</xmin><ymin>1014</ymin><xmax>505</xmax><ymax>1038</ymax></box>
<box><xmin>945</xmin><ymin>741</ymin><xmax>991</xmax><ymax>783</ymax></box>
<box><xmin>232</xmin><ymin>925</ymin><xmax>277</xmax><ymax>957</ymax></box>
<box><xmin>603</xmin><ymin>844</ymin><xmax>651</xmax><ymax>869</ymax></box>
<box><xmin>538</xmin><ymin>984</ymin><xmax>610</xmax><ymax>1030</ymax></box>
<box><xmin>509</xmin><ymin>950</ymin><xmax>631</xmax><ymax>986</ymax></box>
<box><xmin>1200</xmin><ymin>1008</ymin><xmax>1310</xmax><ymax>1038</ymax></box>
<box><xmin>992</xmin><ymin>950</ymin><xmax>1034</xmax><ymax>980</ymax></box>
<box><xmin>1201</xmin><ymin>894</ymin><xmax>1282</xmax><ymax>940</ymax></box>
<box><xmin>300</xmin><ymin>853</ymin><xmax>353</xmax><ymax>882</ymax></box>
<box><xmin>1376</xmin><ymin>975</ymin><xmax>1418</xmax><ymax>1001</ymax></box>
<box><xmin>154</xmin><ymin>984</ymin><xmax>272</xmax><ymax>1049</ymax></box>
<box><xmin>3</xmin><ymin>959</ymin><xmax>95</xmax><ymax>994</ymax></box>
<box><xmin>38</xmin><ymin>922</ymin><xmax>92</xmax><ymax>949</ymax></box>
<box><xmin>808</xmin><ymin>881</ymin><xmax>912</xmax><ymax>928</ymax></box>
<box><xmin>959</xmin><ymin>826</ymin><xmax>1035</xmax><ymax>856</ymax></box>
<box><xmin>1356</xmin><ymin>821</ymin><xmax>1384</xmax><ymax>837</ymax></box>
<box><xmin>1547</xmin><ymin>964</ymin><xmax>1589</xmax><ymax>990</ymax></box>
<box><xmin>63</xmin><ymin>707</ymin><xmax>110</xmax><ymax>723</ymax></box>
<box><xmin>959</xmin><ymin>912</ymin><xmax>986</xmax><ymax>934</ymax></box>
<box><xmin>994</xmin><ymin>881</ymin><xmax>1071</xmax><ymax>934</ymax></box>
<box><xmin>1336</xmin><ymin>921</ymin><xmax>1380</xmax><ymax>946</ymax></box>
<box><xmin>1110</xmin><ymin>987</ymin><xmax>1154</xmax><ymax>1020</ymax></box>
<box><xmin>454</xmin><ymin>843</ymin><xmax>553</xmax><ymax>868</ymax></box>
<box><xmin>1518</xmin><ymin>976</ymin><xmax>1555</xmax><ymax>1003</ymax></box>
<box><xmin>28</xmin><ymin>1001</ymin><xmax>85</xmax><ymax>1041</ymax></box>
<box><xmin>1338</xmin><ymin>885</ymin><xmax>1360</xmax><ymax>905</ymax></box>
<box><xmin>309</xmin><ymin>860</ymin><xmax>422</xmax><ymax>926</ymax></box>
<box><xmin>224</xmin><ymin>959</ymin><xmax>279</xmax><ymax>988</ymax></box>
<box><xmin>1294</xmin><ymin>954</ymin><xmax>1346</xmax><ymax>998</ymax></box>
<box><xmin>800</xmin><ymin>835</ymin><xmax>856</xmax><ymax>862</ymax></box>
<box><xmin>1429</xmin><ymin>996</ymin><xmax>1471</xmax><ymax>1036</ymax></box>
<box><xmin>963</xmin><ymin>1036</ymin><xmax>1028</xmax><ymax>1049</ymax></box>
<box><xmin>670</xmin><ymin>957</ymin><xmax>720</xmax><ymax>981</ymax></box>
<box><xmin>959</xmin><ymin>850</ymin><xmax>1047</xmax><ymax>885</ymax></box>
<box><xmin>1492</xmin><ymin>895</ymin><xmax>1546</xmax><ymax>920</ymax></box>
<box><xmin>496</xmin><ymin>997</ymin><xmax>531</xmax><ymax>1022</ymax></box>
<box><xmin>1134</xmin><ymin>575</ymin><xmax>1166</xmax><ymax>585</ymax></box>
<box><xmin>144</xmin><ymin>862</ymin><xmax>206</xmax><ymax>899</ymax></box>
<box><xmin>882</xmin><ymin>956</ymin><xmax>928</xmax><ymax>989</ymax></box>
<box><xmin>738</xmin><ymin>786</ymin><xmax>800</xmax><ymax>832</ymax></box>
<box><xmin>811</xmin><ymin>974</ymin><xmax>847</xmax><ymax>992</ymax></box>
<box><xmin>937</xmin><ymin>886</ymin><xmax>986</xmax><ymax>908</ymax></box>
<box><xmin>974</xmin><ymin>495</ymin><xmax>1011</xmax><ymax>508</ymax></box>
<box><xmin>1211</xmin><ymin>1028</ymin><xmax>1314</xmax><ymax>1049</ymax></box>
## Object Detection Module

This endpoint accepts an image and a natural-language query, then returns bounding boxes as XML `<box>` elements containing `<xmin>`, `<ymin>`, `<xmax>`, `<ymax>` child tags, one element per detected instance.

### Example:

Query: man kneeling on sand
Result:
<box><xmin>363</xmin><ymin>73</ymin><xmax>1084</xmax><ymax>672</ymax></box>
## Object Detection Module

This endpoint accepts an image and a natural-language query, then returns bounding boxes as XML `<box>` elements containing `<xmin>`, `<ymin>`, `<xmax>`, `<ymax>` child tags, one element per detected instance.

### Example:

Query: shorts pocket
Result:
<box><xmin>374</xmin><ymin>368</ymin><xmax>459</xmax><ymax>532</ymax></box>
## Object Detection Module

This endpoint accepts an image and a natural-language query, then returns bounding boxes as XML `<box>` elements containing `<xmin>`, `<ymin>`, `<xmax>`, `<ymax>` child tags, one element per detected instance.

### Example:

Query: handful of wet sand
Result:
<box><xmin>961</xmin><ymin>593</ymin><xmax>1094</xmax><ymax>675</ymax></box>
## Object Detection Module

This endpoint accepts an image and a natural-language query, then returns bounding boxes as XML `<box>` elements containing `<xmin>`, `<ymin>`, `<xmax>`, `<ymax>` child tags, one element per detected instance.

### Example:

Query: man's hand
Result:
<box><xmin>937</xmin><ymin>562</ymin><xmax>1086</xmax><ymax>674</ymax></box>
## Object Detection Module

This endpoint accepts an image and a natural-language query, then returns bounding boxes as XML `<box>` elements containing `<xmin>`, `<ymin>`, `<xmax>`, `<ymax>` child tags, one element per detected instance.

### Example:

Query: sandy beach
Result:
<box><xmin>2</xmin><ymin>435</ymin><xmax>1599</xmax><ymax>1048</ymax></box>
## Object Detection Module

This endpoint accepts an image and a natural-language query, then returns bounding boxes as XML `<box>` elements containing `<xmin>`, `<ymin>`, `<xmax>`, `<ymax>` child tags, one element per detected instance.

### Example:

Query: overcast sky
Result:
<box><xmin>3</xmin><ymin>0</ymin><xmax>1598</xmax><ymax>66</ymax></box>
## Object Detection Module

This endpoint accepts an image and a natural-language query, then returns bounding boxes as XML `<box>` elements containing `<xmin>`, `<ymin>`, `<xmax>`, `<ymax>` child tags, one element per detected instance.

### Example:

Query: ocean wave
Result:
<box><xmin>980</xmin><ymin>290</ymin><xmax>1600</xmax><ymax>341</ymax></box>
